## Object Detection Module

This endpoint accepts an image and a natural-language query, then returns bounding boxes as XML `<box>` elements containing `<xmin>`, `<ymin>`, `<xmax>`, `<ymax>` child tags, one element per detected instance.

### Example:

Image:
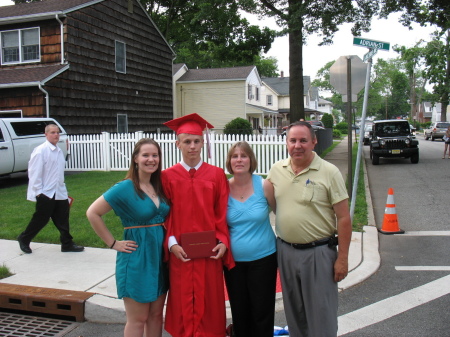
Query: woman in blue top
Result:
<box><xmin>224</xmin><ymin>141</ymin><xmax>277</xmax><ymax>337</ymax></box>
<box><xmin>87</xmin><ymin>138</ymin><xmax>169</xmax><ymax>337</ymax></box>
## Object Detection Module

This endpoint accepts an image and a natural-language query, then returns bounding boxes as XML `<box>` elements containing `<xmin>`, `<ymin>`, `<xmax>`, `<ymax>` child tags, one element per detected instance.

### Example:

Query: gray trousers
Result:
<box><xmin>277</xmin><ymin>238</ymin><xmax>338</xmax><ymax>337</ymax></box>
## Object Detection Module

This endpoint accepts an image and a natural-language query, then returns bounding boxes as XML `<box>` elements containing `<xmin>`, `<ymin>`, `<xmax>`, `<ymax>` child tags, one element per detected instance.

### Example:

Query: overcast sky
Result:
<box><xmin>1</xmin><ymin>0</ymin><xmax>437</xmax><ymax>81</ymax></box>
<box><xmin>245</xmin><ymin>12</ymin><xmax>437</xmax><ymax>80</ymax></box>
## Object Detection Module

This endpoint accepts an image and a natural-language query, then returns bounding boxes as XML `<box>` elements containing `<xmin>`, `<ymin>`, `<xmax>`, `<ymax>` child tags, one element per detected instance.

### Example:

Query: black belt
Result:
<box><xmin>280</xmin><ymin>236</ymin><xmax>338</xmax><ymax>249</ymax></box>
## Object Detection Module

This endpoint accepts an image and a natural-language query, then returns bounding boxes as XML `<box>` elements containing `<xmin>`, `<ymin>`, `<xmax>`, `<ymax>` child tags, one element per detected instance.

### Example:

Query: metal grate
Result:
<box><xmin>0</xmin><ymin>312</ymin><xmax>77</xmax><ymax>337</ymax></box>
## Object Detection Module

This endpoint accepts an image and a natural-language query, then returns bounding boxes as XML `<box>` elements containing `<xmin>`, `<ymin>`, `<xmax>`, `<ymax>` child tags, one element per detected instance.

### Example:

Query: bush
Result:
<box><xmin>335</xmin><ymin>122</ymin><xmax>348</xmax><ymax>134</ymax></box>
<box><xmin>223</xmin><ymin>117</ymin><xmax>253</xmax><ymax>135</ymax></box>
<box><xmin>333</xmin><ymin>129</ymin><xmax>342</xmax><ymax>138</ymax></box>
<box><xmin>321</xmin><ymin>113</ymin><xmax>334</xmax><ymax>128</ymax></box>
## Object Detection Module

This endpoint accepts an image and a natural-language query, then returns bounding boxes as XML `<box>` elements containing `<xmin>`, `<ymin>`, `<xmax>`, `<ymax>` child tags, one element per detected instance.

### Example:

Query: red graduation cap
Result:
<box><xmin>164</xmin><ymin>113</ymin><xmax>214</xmax><ymax>136</ymax></box>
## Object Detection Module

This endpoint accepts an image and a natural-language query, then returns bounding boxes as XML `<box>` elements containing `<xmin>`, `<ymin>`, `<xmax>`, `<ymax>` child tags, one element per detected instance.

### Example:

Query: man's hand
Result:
<box><xmin>210</xmin><ymin>242</ymin><xmax>226</xmax><ymax>260</ymax></box>
<box><xmin>334</xmin><ymin>257</ymin><xmax>348</xmax><ymax>282</ymax></box>
<box><xmin>170</xmin><ymin>244</ymin><xmax>191</xmax><ymax>262</ymax></box>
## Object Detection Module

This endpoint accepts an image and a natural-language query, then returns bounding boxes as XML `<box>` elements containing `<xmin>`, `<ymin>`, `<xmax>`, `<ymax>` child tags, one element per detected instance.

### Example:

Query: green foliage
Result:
<box><xmin>0</xmin><ymin>264</ymin><xmax>13</xmax><ymax>280</ymax></box>
<box><xmin>311</xmin><ymin>60</ymin><xmax>337</xmax><ymax>93</ymax></box>
<box><xmin>223</xmin><ymin>117</ymin><xmax>253</xmax><ymax>135</ymax></box>
<box><xmin>351</xmin><ymin>142</ymin><xmax>367</xmax><ymax>232</ymax></box>
<box><xmin>145</xmin><ymin>0</ymin><xmax>278</xmax><ymax>76</ymax></box>
<box><xmin>239</xmin><ymin>0</ymin><xmax>377</xmax><ymax>122</ymax></box>
<box><xmin>333</xmin><ymin>129</ymin><xmax>342</xmax><ymax>138</ymax></box>
<box><xmin>321</xmin><ymin>113</ymin><xmax>334</xmax><ymax>128</ymax></box>
<box><xmin>422</xmin><ymin>122</ymin><xmax>431</xmax><ymax>129</ymax></box>
<box><xmin>335</xmin><ymin>122</ymin><xmax>348</xmax><ymax>133</ymax></box>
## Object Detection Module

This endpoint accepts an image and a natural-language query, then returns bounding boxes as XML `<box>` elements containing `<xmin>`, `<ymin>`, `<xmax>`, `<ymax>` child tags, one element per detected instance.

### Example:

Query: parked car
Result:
<box><xmin>363</xmin><ymin>124</ymin><xmax>373</xmax><ymax>145</ymax></box>
<box><xmin>424</xmin><ymin>122</ymin><xmax>450</xmax><ymax>141</ymax></box>
<box><xmin>0</xmin><ymin>118</ymin><xmax>69</xmax><ymax>177</ymax></box>
<box><xmin>306</xmin><ymin>120</ymin><xmax>325</xmax><ymax>129</ymax></box>
<box><xmin>369</xmin><ymin>119</ymin><xmax>419</xmax><ymax>165</ymax></box>
<box><xmin>281</xmin><ymin>120</ymin><xmax>324</xmax><ymax>136</ymax></box>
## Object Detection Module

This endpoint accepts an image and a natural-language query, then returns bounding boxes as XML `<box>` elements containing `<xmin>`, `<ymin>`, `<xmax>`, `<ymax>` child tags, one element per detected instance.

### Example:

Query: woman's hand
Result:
<box><xmin>113</xmin><ymin>240</ymin><xmax>138</xmax><ymax>253</ymax></box>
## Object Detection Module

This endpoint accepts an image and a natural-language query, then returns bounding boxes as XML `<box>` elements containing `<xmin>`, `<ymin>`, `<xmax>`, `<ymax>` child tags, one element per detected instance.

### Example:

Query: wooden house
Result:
<box><xmin>0</xmin><ymin>0</ymin><xmax>174</xmax><ymax>134</ymax></box>
<box><xmin>262</xmin><ymin>74</ymin><xmax>323</xmax><ymax>127</ymax></box>
<box><xmin>173</xmin><ymin>64</ymin><xmax>280</xmax><ymax>133</ymax></box>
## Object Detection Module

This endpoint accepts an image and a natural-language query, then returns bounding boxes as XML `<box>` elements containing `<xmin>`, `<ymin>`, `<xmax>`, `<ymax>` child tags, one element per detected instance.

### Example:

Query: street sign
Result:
<box><xmin>363</xmin><ymin>48</ymin><xmax>378</xmax><ymax>62</ymax></box>
<box><xmin>329</xmin><ymin>55</ymin><xmax>367</xmax><ymax>101</ymax></box>
<box><xmin>353</xmin><ymin>37</ymin><xmax>390</xmax><ymax>51</ymax></box>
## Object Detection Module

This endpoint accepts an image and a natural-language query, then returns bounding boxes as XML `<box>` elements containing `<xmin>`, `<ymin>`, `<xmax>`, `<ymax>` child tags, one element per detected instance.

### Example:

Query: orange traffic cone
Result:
<box><xmin>378</xmin><ymin>188</ymin><xmax>405</xmax><ymax>234</ymax></box>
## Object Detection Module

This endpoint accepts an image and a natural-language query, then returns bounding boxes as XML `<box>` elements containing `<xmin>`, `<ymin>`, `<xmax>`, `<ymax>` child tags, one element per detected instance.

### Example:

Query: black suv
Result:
<box><xmin>369</xmin><ymin>120</ymin><xmax>419</xmax><ymax>165</ymax></box>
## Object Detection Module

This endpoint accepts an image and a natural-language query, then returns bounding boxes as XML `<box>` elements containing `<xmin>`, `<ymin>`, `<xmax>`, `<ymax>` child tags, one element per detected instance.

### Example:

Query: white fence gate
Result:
<box><xmin>66</xmin><ymin>132</ymin><xmax>288</xmax><ymax>175</ymax></box>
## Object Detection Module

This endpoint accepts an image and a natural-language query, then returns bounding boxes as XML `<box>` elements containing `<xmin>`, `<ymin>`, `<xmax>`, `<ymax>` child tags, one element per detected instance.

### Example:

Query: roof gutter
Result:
<box><xmin>0</xmin><ymin>12</ymin><xmax>66</xmax><ymax>25</ymax></box>
<box><xmin>38</xmin><ymin>84</ymin><xmax>50</xmax><ymax>118</ymax></box>
<box><xmin>55</xmin><ymin>14</ymin><xmax>65</xmax><ymax>64</ymax></box>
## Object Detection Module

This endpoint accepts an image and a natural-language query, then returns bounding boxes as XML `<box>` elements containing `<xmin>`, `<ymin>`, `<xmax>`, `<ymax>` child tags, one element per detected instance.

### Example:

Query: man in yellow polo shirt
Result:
<box><xmin>267</xmin><ymin>121</ymin><xmax>351</xmax><ymax>337</ymax></box>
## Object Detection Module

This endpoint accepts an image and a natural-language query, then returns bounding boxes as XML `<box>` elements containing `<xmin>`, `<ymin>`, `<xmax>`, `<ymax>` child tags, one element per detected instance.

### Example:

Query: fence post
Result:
<box><xmin>102</xmin><ymin>132</ymin><xmax>111</xmax><ymax>172</ymax></box>
<box><xmin>135</xmin><ymin>131</ymin><xmax>144</xmax><ymax>141</ymax></box>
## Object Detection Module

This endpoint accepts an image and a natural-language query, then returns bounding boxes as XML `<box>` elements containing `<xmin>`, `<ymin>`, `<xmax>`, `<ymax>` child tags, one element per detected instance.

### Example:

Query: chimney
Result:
<box><xmin>280</xmin><ymin>71</ymin><xmax>284</xmax><ymax>78</ymax></box>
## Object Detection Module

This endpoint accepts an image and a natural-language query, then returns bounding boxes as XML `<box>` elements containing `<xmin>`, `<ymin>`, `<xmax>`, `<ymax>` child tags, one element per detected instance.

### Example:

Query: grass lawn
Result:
<box><xmin>0</xmin><ymin>138</ymin><xmax>367</xmax><ymax>248</ymax></box>
<box><xmin>0</xmin><ymin>171</ymin><xmax>126</xmax><ymax>248</ymax></box>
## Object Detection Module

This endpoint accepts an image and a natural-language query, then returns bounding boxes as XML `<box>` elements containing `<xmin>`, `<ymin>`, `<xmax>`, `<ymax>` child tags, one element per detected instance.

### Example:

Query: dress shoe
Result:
<box><xmin>17</xmin><ymin>237</ymin><xmax>32</xmax><ymax>254</ymax></box>
<box><xmin>61</xmin><ymin>244</ymin><xmax>84</xmax><ymax>252</ymax></box>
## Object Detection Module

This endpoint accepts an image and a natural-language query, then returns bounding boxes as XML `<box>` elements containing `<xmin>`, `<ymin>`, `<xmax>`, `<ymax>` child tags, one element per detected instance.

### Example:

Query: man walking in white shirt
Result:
<box><xmin>17</xmin><ymin>124</ymin><xmax>84</xmax><ymax>254</ymax></box>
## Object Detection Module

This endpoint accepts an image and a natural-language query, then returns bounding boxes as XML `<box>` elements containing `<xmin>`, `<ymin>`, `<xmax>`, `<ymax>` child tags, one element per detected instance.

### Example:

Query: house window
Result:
<box><xmin>117</xmin><ymin>114</ymin><xmax>128</xmax><ymax>133</ymax></box>
<box><xmin>1</xmin><ymin>28</ymin><xmax>40</xmax><ymax>64</ymax></box>
<box><xmin>267</xmin><ymin>95</ymin><xmax>273</xmax><ymax>106</ymax></box>
<box><xmin>248</xmin><ymin>84</ymin><xmax>252</xmax><ymax>99</ymax></box>
<box><xmin>115</xmin><ymin>41</ymin><xmax>126</xmax><ymax>73</ymax></box>
<box><xmin>255</xmin><ymin>87</ymin><xmax>259</xmax><ymax>101</ymax></box>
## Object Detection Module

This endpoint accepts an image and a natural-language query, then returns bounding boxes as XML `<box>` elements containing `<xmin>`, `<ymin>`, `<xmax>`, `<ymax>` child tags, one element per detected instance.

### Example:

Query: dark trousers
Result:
<box><xmin>19</xmin><ymin>194</ymin><xmax>73</xmax><ymax>247</ymax></box>
<box><xmin>224</xmin><ymin>252</ymin><xmax>277</xmax><ymax>337</ymax></box>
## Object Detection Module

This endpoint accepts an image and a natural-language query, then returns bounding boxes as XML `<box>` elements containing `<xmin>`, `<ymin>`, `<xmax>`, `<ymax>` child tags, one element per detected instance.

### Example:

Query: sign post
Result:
<box><xmin>348</xmin><ymin>37</ymin><xmax>389</xmax><ymax>219</ymax></box>
<box><xmin>329</xmin><ymin>55</ymin><xmax>367</xmax><ymax>198</ymax></box>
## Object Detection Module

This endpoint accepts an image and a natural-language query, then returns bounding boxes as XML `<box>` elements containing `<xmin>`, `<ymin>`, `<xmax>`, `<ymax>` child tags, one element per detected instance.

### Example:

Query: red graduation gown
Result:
<box><xmin>162</xmin><ymin>163</ymin><xmax>234</xmax><ymax>337</ymax></box>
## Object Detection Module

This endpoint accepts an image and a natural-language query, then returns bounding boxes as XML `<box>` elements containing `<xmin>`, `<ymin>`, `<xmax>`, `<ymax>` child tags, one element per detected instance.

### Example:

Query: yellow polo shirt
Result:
<box><xmin>267</xmin><ymin>153</ymin><xmax>348</xmax><ymax>244</ymax></box>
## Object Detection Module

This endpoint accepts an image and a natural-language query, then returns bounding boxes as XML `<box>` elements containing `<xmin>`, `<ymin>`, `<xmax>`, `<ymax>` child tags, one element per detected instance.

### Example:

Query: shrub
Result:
<box><xmin>321</xmin><ymin>113</ymin><xmax>334</xmax><ymax>128</ymax></box>
<box><xmin>335</xmin><ymin>122</ymin><xmax>348</xmax><ymax>134</ymax></box>
<box><xmin>223</xmin><ymin>117</ymin><xmax>253</xmax><ymax>135</ymax></box>
<box><xmin>333</xmin><ymin>129</ymin><xmax>342</xmax><ymax>138</ymax></box>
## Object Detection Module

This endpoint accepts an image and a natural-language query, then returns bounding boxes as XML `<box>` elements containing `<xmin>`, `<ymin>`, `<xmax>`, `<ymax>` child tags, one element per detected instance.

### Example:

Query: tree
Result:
<box><xmin>381</xmin><ymin>0</ymin><xmax>450</xmax><ymax>121</ymax></box>
<box><xmin>321</xmin><ymin>113</ymin><xmax>334</xmax><ymax>128</ymax></box>
<box><xmin>393</xmin><ymin>42</ymin><xmax>428</xmax><ymax>122</ymax></box>
<box><xmin>143</xmin><ymin>0</ymin><xmax>279</xmax><ymax>76</ymax></box>
<box><xmin>239</xmin><ymin>0</ymin><xmax>378</xmax><ymax>122</ymax></box>
<box><xmin>422</xmin><ymin>32</ymin><xmax>450</xmax><ymax>122</ymax></box>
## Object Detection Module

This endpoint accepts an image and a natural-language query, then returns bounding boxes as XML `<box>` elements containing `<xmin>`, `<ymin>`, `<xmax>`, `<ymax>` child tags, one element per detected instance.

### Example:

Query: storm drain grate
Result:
<box><xmin>0</xmin><ymin>312</ymin><xmax>77</xmax><ymax>336</ymax></box>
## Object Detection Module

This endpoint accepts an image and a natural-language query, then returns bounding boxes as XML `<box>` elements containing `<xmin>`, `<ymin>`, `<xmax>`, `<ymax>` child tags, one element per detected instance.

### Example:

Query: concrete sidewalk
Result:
<box><xmin>0</xmin><ymin>136</ymin><xmax>380</xmax><ymax>324</ymax></box>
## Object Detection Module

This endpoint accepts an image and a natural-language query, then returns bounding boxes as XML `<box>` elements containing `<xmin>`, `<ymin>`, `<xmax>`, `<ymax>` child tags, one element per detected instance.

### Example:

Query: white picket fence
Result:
<box><xmin>66</xmin><ymin>132</ymin><xmax>289</xmax><ymax>175</ymax></box>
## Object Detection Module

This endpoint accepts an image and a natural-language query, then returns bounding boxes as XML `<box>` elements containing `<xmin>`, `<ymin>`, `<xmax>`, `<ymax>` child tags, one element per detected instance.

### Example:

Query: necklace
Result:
<box><xmin>141</xmin><ymin>183</ymin><xmax>157</xmax><ymax>198</ymax></box>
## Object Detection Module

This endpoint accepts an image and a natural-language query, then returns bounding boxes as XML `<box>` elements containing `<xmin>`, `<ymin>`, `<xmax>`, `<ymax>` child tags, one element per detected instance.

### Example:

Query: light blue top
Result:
<box><xmin>227</xmin><ymin>174</ymin><xmax>276</xmax><ymax>262</ymax></box>
<box><xmin>104</xmin><ymin>179</ymin><xmax>170</xmax><ymax>303</ymax></box>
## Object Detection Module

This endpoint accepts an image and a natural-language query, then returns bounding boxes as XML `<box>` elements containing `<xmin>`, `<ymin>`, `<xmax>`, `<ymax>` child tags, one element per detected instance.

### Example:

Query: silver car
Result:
<box><xmin>363</xmin><ymin>124</ymin><xmax>373</xmax><ymax>145</ymax></box>
<box><xmin>424</xmin><ymin>122</ymin><xmax>450</xmax><ymax>141</ymax></box>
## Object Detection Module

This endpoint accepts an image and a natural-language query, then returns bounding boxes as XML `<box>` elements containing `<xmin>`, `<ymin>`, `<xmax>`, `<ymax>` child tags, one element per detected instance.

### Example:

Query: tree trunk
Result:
<box><xmin>288</xmin><ymin>1</ymin><xmax>305</xmax><ymax>123</ymax></box>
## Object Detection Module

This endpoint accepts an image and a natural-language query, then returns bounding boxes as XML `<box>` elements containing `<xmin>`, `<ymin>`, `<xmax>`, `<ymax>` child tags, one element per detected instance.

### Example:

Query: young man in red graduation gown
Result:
<box><xmin>162</xmin><ymin>113</ymin><xmax>235</xmax><ymax>337</ymax></box>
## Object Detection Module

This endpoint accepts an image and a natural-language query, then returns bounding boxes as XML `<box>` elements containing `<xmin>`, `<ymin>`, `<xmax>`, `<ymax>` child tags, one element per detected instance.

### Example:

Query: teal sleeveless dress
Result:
<box><xmin>103</xmin><ymin>179</ymin><xmax>169</xmax><ymax>303</ymax></box>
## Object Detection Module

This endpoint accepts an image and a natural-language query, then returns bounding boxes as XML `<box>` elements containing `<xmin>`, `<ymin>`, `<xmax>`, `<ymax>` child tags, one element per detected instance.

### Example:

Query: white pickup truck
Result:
<box><xmin>0</xmin><ymin>118</ymin><xmax>69</xmax><ymax>177</ymax></box>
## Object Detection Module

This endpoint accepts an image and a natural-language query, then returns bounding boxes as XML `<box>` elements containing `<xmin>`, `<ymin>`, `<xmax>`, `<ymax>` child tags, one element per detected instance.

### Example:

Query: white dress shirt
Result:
<box><xmin>27</xmin><ymin>140</ymin><xmax>68</xmax><ymax>202</ymax></box>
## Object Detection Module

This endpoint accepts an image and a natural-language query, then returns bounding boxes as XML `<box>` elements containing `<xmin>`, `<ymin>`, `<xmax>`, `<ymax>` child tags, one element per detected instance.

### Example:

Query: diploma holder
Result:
<box><xmin>180</xmin><ymin>230</ymin><xmax>217</xmax><ymax>259</ymax></box>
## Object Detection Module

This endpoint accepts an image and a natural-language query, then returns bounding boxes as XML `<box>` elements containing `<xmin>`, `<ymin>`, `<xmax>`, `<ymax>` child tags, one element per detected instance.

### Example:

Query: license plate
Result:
<box><xmin>392</xmin><ymin>150</ymin><xmax>400</xmax><ymax>154</ymax></box>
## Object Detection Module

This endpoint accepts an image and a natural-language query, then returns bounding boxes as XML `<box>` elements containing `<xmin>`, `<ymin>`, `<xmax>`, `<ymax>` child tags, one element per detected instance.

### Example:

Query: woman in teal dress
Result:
<box><xmin>87</xmin><ymin>138</ymin><xmax>169</xmax><ymax>337</ymax></box>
